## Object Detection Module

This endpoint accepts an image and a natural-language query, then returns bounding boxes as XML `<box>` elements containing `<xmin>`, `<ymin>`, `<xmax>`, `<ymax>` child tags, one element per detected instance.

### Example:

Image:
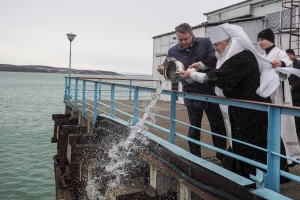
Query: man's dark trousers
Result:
<box><xmin>293</xmin><ymin>100</ymin><xmax>300</xmax><ymax>140</ymax></box>
<box><xmin>187</xmin><ymin>102</ymin><xmax>227</xmax><ymax>159</ymax></box>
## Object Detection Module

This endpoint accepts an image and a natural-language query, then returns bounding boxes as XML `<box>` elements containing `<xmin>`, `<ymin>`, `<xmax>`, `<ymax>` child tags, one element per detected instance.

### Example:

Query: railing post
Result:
<box><xmin>169</xmin><ymin>91</ymin><xmax>176</xmax><ymax>144</ymax></box>
<box><xmin>74</xmin><ymin>79</ymin><xmax>78</xmax><ymax>112</ymax></box>
<box><xmin>67</xmin><ymin>77</ymin><xmax>71</xmax><ymax>106</ymax></box>
<box><xmin>110</xmin><ymin>84</ymin><xmax>115</xmax><ymax>116</ymax></box>
<box><xmin>129</xmin><ymin>80</ymin><xmax>132</xmax><ymax>100</ymax></box>
<box><xmin>266</xmin><ymin>105</ymin><xmax>281</xmax><ymax>192</ymax></box>
<box><xmin>82</xmin><ymin>80</ymin><xmax>86</xmax><ymax>117</ymax></box>
<box><xmin>133</xmin><ymin>87</ymin><xmax>139</xmax><ymax>125</ymax></box>
<box><xmin>93</xmin><ymin>82</ymin><xmax>98</xmax><ymax>125</ymax></box>
<box><xmin>98</xmin><ymin>80</ymin><xmax>102</xmax><ymax>100</ymax></box>
<box><xmin>64</xmin><ymin>77</ymin><xmax>68</xmax><ymax>100</ymax></box>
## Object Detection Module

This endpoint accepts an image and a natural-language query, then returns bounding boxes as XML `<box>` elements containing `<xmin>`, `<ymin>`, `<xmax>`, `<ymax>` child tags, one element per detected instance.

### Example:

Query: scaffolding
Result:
<box><xmin>280</xmin><ymin>0</ymin><xmax>300</xmax><ymax>55</ymax></box>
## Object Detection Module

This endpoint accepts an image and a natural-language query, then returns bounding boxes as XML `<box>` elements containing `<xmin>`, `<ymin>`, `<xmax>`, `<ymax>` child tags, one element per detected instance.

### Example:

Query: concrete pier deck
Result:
<box><xmin>61</xmin><ymin>99</ymin><xmax>300</xmax><ymax>199</ymax></box>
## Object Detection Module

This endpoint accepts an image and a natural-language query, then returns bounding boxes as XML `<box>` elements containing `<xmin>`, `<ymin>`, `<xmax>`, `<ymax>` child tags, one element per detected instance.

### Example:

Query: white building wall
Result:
<box><xmin>192</xmin><ymin>27</ymin><xmax>206</xmax><ymax>37</ymax></box>
<box><xmin>152</xmin><ymin>0</ymin><xmax>297</xmax><ymax>103</ymax></box>
<box><xmin>205</xmin><ymin>0</ymin><xmax>282</xmax><ymax>22</ymax></box>
<box><xmin>208</xmin><ymin>5</ymin><xmax>252</xmax><ymax>23</ymax></box>
<box><xmin>252</xmin><ymin>0</ymin><xmax>282</xmax><ymax>16</ymax></box>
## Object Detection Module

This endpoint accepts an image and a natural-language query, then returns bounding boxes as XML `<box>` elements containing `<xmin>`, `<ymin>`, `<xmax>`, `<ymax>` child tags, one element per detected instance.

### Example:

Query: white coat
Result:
<box><xmin>264</xmin><ymin>47</ymin><xmax>300</xmax><ymax>163</ymax></box>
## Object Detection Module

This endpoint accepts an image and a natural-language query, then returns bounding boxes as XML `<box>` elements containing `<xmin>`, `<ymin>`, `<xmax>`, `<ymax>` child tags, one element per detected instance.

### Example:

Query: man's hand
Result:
<box><xmin>157</xmin><ymin>64</ymin><xmax>164</xmax><ymax>74</ymax></box>
<box><xmin>189</xmin><ymin>62</ymin><xmax>201</xmax><ymax>71</ymax></box>
<box><xmin>290</xmin><ymin>85</ymin><xmax>293</xmax><ymax>90</ymax></box>
<box><xmin>180</xmin><ymin>71</ymin><xmax>191</xmax><ymax>79</ymax></box>
<box><xmin>270</xmin><ymin>60</ymin><xmax>282</xmax><ymax>68</ymax></box>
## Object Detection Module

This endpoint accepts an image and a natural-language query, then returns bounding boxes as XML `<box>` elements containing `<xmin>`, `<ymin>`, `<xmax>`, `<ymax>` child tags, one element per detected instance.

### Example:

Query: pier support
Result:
<box><xmin>52</xmin><ymin>103</ymin><xmax>287</xmax><ymax>199</ymax></box>
<box><xmin>179</xmin><ymin>183</ymin><xmax>191</xmax><ymax>200</ymax></box>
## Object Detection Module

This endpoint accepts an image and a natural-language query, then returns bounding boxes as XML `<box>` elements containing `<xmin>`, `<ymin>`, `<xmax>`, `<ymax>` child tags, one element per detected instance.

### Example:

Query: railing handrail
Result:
<box><xmin>65</xmin><ymin>76</ymin><xmax>158</xmax><ymax>82</ymax></box>
<box><xmin>64</xmin><ymin>76</ymin><xmax>300</xmax><ymax>196</ymax></box>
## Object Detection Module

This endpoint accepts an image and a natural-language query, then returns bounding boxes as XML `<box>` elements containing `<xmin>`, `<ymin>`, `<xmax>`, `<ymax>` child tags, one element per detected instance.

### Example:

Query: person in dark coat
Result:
<box><xmin>157</xmin><ymin>23</ymin><xmax>227</xmax><ymax>160</ymax></box>
<box><xmin>286</xmin><ymin>48</ymin><xmax>300</xmax><ymax>141</ymax></box>
<box><xmin>180</xmin><ymin>23</ymin><xmax>290</xmax><ymax>182</ymax></box>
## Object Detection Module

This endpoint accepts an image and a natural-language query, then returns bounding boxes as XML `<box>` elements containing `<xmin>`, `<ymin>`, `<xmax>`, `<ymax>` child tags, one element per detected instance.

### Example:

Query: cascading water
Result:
<box><xmin>86</xmin><ymin>80</ymin><xmax>169</xmax><ymax>200</ymax></box>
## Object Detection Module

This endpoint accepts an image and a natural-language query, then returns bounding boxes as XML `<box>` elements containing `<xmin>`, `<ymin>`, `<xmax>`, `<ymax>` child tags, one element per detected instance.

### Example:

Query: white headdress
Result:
<box><xmin>209</xmin><ymin>25</ymin><xmax>230</xmax><ymax>44</ymax></box>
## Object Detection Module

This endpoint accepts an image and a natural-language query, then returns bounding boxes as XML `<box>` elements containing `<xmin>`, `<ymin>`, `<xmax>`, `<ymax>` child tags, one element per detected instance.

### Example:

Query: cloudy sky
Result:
<box><xmin>0</xmin><ymin>0</ymin><xmax>243</xmax><ymax>75</ymax></box>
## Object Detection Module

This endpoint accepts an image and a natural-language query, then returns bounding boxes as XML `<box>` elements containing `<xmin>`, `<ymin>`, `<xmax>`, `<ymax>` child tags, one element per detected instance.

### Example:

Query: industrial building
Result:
<box><xmin>153</xmin><ymin>0</ymin><xmax>300</xmax><ymax>103</ymax></box>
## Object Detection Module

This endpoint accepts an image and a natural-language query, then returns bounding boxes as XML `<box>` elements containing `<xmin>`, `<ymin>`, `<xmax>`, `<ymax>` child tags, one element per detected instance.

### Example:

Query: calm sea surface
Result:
<box><xmin>0</xmin><ymin>71</ymin><xmax>151</xmax><ymax>199</ymax></box>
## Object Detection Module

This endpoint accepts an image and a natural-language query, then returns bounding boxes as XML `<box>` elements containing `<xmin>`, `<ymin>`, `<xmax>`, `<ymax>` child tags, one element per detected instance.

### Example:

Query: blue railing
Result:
<box><xmin>64</xmin><ymin>76</ymin><xmax>300</xmax><ymax>196</ymax></box>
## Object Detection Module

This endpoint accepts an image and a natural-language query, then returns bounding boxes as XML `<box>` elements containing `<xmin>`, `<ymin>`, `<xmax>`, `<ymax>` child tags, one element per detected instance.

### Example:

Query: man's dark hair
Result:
<box><xmin>286</xmin><ymin>49</ymin><xmax>295</xmax><ymax>56</ymax></box>
<box><xmin>175</xmin><ymin>23</ymin><xmax>193</xmax><ymax>35</ymax></box>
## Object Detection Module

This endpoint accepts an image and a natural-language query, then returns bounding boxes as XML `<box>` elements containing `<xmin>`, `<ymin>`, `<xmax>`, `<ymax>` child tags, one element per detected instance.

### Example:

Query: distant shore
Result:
<box><xmin>0</xmin><ymin>64</ymin><xmax>120</xmax><ymax>75</ymax></box>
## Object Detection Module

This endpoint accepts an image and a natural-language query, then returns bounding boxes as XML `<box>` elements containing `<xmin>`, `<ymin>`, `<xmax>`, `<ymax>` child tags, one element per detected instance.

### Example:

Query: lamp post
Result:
<box><xmin>66</xmin><ymin>32</ymin><xmax>76</xmax><ymax>106</ymax></box>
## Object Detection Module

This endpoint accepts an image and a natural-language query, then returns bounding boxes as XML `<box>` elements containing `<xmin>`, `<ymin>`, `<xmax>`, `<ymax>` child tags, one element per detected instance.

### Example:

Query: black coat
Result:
<box><xmin>163</xmin><ymin>37</ymin><xmax>217</xmax><ymax>107</ymax></box>
<box><xmin>288</xmin><ymin>58</ymin><xmax>300</xmax><ymax>100</ymax></box>
<box><xmin>206</xmin><ymin>50</ymin><xmax>267</xmax><ymax>102</ymax></box>
<box><xmin>205</xmin><ymin>50</ymin><xmax>282</xmax><ymax>178</ymax></box>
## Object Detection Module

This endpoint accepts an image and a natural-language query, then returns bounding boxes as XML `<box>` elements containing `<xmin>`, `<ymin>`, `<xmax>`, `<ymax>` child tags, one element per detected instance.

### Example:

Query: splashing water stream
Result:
<box><xmin>86</xmin><ymin>80</ymin><xmax>169</xmax><ymax>199</ymax></box>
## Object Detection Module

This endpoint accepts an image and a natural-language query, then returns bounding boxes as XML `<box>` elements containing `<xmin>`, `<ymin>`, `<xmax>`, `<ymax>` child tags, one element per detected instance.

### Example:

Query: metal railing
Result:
<box><xmin>64</xmin><ymin>76</ymin><xmax>300</xmax><ymax>195</ymax></box>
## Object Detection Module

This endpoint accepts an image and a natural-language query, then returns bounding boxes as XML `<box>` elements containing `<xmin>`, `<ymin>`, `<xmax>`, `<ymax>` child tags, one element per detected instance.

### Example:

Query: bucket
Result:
<box><xmin>163</xmin><ymin>57</ymin><xmax>195</xmax><ymax>84</ymax></box>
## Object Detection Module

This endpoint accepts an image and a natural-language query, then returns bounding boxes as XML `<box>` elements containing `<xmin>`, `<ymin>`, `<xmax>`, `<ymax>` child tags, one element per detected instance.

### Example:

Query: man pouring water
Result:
<box><xmin>157</xmin><ymin>23</ymin><xmax>227</xmax><ymax>161</ymax></box>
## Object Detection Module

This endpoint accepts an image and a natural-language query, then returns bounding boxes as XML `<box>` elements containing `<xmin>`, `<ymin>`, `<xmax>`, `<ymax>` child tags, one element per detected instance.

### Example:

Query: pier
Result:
<box><xmin>52</xmin><ymin>77</ymin><xmax>300</xmax><ymax>199</ymax></box>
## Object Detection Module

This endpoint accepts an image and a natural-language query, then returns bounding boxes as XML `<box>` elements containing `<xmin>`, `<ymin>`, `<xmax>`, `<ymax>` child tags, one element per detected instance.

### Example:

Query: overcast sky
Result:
<box><xmin>0</xmin><ymin>0</ymin><xmax>243</xmax><ymax>75</ymax></box>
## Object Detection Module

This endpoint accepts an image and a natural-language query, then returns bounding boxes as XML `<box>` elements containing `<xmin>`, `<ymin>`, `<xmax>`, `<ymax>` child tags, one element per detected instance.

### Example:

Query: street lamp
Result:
<box><xmin>66</xmin><ymin>32</ymin><xmax>76</xmax><ymax>79</ymax></box>
<box><xmin>66</xmin><ymin>32</ymin><xmax>76</xmax><ymax>106</ymax></box>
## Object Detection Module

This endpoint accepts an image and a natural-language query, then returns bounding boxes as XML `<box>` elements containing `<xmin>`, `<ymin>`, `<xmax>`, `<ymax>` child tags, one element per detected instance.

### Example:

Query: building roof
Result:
<box><xmin>152</xmin><ymin>15</ymin><xmax>264</xmax><ymax>39</ymax></box>
<box><xmin>152</xmin><ymin>0</ymin><xmax>255</xmax><ymax>39</ymax></box>
<box><xmin>203</xmin><ymin>0</ymin><xmax>251</xmax><ymax>15</ymax></box>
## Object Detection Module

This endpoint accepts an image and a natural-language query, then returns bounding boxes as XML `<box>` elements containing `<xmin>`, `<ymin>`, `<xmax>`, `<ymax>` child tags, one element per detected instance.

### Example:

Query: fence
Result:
<box><xmin>64</xmin><ymin>76</ymin><xmax>300</xmax><ymax>195</ymax></box>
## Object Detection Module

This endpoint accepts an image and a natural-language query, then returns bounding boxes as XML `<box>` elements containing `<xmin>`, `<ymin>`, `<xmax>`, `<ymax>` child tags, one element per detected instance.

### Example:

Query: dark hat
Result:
<box><xmin>286</xmin><ymin>49</ymin><xmax>295</xmax><ymax>56</ymax></box>
<box><xmin>258</xmin><ymin>28</ymin><xmax>275</xmax><ymax>43</ymax></box>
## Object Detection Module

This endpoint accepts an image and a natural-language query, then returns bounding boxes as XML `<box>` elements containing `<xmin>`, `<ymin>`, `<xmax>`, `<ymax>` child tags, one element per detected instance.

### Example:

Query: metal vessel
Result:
<box><xmin>163</xmin><ymin>57</ymin><xmax>195</xmax><ymax>84</ymax></box>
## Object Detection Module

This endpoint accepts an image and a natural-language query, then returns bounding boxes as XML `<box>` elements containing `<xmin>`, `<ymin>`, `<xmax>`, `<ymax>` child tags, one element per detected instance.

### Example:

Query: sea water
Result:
<box><xmin>0</xmin><ymin>71</ymin><xmax>151</xmax><ymax>200</ymax></box>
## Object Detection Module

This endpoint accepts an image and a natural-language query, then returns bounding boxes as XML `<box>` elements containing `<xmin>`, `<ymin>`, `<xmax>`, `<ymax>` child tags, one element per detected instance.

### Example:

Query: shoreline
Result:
<box><xmin>0</xmin><ymin>64</ymin><xmax>119</xmax><ymax>76</ymax></box>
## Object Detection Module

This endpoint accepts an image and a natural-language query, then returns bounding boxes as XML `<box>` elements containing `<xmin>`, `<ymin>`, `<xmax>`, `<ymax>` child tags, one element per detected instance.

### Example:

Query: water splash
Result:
<box><xmin>87</xmin><ymin>80</ymin><xmax>168</xmax><ymax>199</ymax></box>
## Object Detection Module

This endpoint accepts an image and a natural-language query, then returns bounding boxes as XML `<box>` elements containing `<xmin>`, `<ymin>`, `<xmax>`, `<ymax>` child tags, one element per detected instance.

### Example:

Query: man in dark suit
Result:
<box><xmin>286</xmin><ymin>49</ymin><xmax>300</xmax><ymax>141</ymax></box>
<box><xmin>157</xmin><ymin>23</ymin><xmax>227</xmax><ymax>160</ymax></box>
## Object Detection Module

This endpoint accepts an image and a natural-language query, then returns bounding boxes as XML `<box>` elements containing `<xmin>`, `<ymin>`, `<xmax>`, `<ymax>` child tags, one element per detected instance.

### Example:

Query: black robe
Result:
<box><xmin>205</xmin><ymin>50</ymin><xmax>289</xmax><ymax>181</ymax></box>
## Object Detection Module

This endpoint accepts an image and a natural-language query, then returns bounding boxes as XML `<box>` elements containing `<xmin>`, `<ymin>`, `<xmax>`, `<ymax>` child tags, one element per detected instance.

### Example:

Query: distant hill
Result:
<box><xmin>120</xmin><ymin>72</ymin><xmax>152</xmax><ymax>76</ymax></box>
<box><xmin>0</xmin><ymin>64</ymin><xmax>120</xmax><ymax>75</ymax></box>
